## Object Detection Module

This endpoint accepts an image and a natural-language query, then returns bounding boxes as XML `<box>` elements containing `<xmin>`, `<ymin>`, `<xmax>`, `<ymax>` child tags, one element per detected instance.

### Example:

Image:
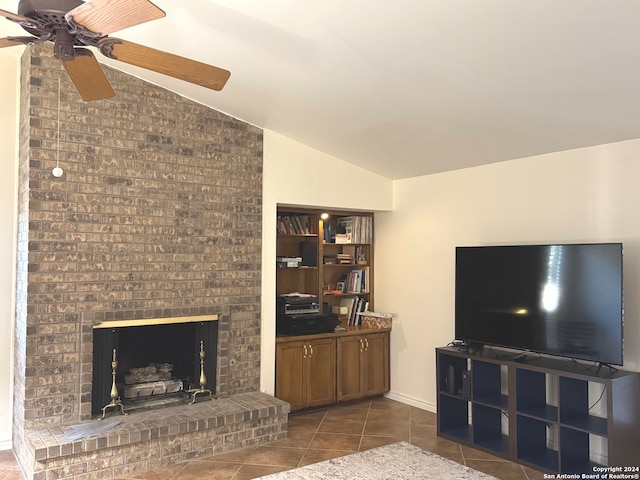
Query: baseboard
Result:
<box><xmin>384</xmin><ymin>391</ymin><xmax>436</xmax><ymax>413</ymax></box>
<box><xmin>0</xmin><ymin>439</ymin><xmax>12</xmax><ymax>451</ymax></box>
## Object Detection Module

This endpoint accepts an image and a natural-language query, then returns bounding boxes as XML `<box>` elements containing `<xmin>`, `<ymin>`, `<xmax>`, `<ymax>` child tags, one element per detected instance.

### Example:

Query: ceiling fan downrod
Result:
<box><xmin>52</xmin><ymin>27</ymin><xmax>74</xmax><ymax>61</ymax></box>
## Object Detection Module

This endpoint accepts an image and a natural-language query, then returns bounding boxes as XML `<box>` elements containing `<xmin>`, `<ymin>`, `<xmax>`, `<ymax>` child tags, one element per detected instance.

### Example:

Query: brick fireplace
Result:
<box><xmin>13</xmin><ymin>45</ymin><xmax>288</xmax><ymax>480</ymax></box>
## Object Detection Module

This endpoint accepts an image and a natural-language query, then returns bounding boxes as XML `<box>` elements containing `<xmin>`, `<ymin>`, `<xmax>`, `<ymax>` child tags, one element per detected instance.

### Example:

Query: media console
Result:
<box><xmin>436</xmin><ymin>346</ymin><xmax>640</xmax><ymax>474</ymax></box>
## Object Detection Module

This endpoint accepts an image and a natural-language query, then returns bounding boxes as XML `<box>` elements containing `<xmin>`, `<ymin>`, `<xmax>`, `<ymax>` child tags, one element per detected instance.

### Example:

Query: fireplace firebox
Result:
<box><xmin>92</xmin><ymin>315</ymin><xmax>219</xmax><ymax>416</ymax></box>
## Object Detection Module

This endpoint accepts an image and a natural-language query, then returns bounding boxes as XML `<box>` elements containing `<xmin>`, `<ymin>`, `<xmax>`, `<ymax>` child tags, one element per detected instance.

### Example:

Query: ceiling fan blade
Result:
<box><xmin>63</xmin><ymin>48</ymin><xmax>115</xmax><ymax>102</ymax></box>
<box><xmin>65</xmin><ymin>0</ymin><xmax>165</xmax><ymax>36</ymax></box>
<box><xmin>98</xmin><ymin>39</ymin><xmax>231</xmax><ymax>91</ymax></box>
<box><xmin>0</xmin><ymin>36</ymin><xmax>35</xmax><ymax>48</ymax></box>
<box><xmin>0</xmin><ymin>8</ymin><xmax>42</xmax><ymax>29</ymax></box>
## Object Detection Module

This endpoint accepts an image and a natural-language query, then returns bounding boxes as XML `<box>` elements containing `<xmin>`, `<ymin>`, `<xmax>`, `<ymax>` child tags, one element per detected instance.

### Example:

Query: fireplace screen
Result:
<box><xmin>92</xmin><ymin>316</ymin><xmax>218</xmax><ymax>416</ymax></box>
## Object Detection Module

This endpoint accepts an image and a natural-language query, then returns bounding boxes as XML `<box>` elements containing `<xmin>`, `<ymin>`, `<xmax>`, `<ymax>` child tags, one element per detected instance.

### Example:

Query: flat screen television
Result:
<box><xmin>455</xmin><ymin>243</ymin><xmax>623</xmax><ymax>365</ymax></box>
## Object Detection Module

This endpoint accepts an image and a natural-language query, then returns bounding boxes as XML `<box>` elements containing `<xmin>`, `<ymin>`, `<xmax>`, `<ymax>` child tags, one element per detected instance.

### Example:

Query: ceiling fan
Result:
<box><xmin>0</xmin><ymin>0</ymin><xmax>231</xmax><ymax>101</ymax></box>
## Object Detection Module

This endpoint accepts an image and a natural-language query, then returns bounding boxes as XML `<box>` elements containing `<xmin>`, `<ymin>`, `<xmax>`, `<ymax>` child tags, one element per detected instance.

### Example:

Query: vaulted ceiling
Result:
<box><xmin>2</xmin><ymin>0</ymin><xmax>640</xmax><ymax>179</ymax></box>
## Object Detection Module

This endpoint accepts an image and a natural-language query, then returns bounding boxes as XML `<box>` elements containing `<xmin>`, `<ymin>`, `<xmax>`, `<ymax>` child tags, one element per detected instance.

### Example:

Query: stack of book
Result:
<box><xmin>323</xmin><ymin>253</ymin><xmax>353</xmax><ymax>265</ymax></box>
<box><xmin>276</xmin><ymin>256</ymin><xmax>302</xmax><ymax>268</ymax></box>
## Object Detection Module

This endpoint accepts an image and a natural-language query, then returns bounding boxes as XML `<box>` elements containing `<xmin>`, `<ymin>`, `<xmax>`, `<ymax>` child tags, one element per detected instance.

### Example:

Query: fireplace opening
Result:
<box><xmin>92</xmin><ymin>316</ymin><xmax>219</xmax><ymax>416</ymax></box>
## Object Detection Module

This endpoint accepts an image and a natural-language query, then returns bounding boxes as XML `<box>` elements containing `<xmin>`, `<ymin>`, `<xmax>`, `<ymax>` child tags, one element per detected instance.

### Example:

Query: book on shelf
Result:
<box><xmin>335</xmin><ymin>216</ymin><xmax>372</xmax><ymax>244</ymax></box>
<box><xmin>339</xmin><ymin>297</ymin><xmax>356</xmax><ymax>325</ymax></box>
<box><xmin>343</xmin><ymin>266</ymin><xmax>369</xmax><ymax>293</ymax></box>
<box><xmin>277</xmin><ymin>214</ymin><xmax>317</xmax><ymax>235</ymax></box>
<box><xmin>338</xmin><ymin>296</ymin><xmax>369</xmax><ymax>326</ymax></box>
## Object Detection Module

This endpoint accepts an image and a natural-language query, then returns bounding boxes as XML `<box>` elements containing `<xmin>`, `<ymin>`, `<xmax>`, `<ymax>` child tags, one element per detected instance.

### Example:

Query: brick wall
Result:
<box><xmin>14</xmin><ymin>43</ymin><xmax>264</xmax><ymax>456</ymax></box>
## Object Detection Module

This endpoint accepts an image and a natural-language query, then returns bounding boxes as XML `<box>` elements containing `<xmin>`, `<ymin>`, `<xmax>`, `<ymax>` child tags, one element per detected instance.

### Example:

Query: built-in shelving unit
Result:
<box><xmin>276</xmin><ymin>207</ymin><xmax>374</xmax><ymax>324</ymax></box>
<box><xmin>436</xmin><ymin>346</ymin><xmax>640</xmax><ymax>474</ymax></box>
<box><xmin>275</xmin><ymin>207</ymin><xmax>386</xmax><ymax>411</ymax></box>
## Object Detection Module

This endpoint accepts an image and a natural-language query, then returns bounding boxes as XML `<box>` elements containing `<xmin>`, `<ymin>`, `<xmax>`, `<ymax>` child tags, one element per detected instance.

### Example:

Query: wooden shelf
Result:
<box><xmin>436</xmin><ymin>346</ymin><xmax>640</xmax><ymax>474</ymax></box>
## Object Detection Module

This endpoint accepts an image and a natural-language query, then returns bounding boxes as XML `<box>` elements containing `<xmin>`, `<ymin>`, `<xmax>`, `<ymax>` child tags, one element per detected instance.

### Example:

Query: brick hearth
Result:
<box><xmin>25</xmin><ymin>393</ymin><xmax>288</xmax><ymax>480</ymax></box>
<box><xmin>13</xmin><ymin>44</ymin><xmax>280</xmax><ymax>480</ymax></box>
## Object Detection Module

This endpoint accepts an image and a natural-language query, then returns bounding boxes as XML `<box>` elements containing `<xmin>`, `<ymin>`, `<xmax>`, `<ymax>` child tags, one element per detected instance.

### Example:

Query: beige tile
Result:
<box><xmin>410</xmin><ymin>423</ymin><xmax>437</xmax><ymax>441</ymax></box>
<box><xmin>359</xmin><ymin>435</ymin><xmax>405</xmax><ymax>451</ymax></box>
<box><xmin>317</xmin><ymin>417</ymin><xmax>366</xmax><ymax>435</ymax></box>
<box><xmin>173</xmin><ymin>461</ymin><xmax>241</xmax><ymax>480</ymax></box>
<box><xmin>309</xmin><ymin>432</ymin><xmax>361</xmax><ymax>452</ymax></box>
<box><xmin>286</xmin><ymin>415</ymin><xmax>324</xmax><ymax>431</ymax></box>
<box><xmin>369</xmin><ymin>397</ymin><xmax>411</xmax><ymax>412</ymax></box>
<box><xmin>0</xmin><ymin>472</ymin><xmax>26</xmax><ymax>480</ymax></box>
<box><xmin>0</xmin><ymin>451</ymin><xmax>19</xmax><ymax>471</ymax></box>
<box><xmin>203</xmin><ymin>447</ymin><xmax>258</xmax><ymax>464</ymax></box>
<box><xmin>366</xmin><ymin>407</ymin><xmax>410</xmax><ymax>423</ymax></box>
<box><xmin>410</xmin><ymin>407</ymin><xmax>437</xmax><ymax>426</ymax></box>
<box><xmin>461</xmin><ymin>444</ymin><xmax>508</xmax><ymax>461</ymax></box>
<box><xmin>299</xmin><ymin>448</ymin><xmax>351</xmax><ymax>466</ymax></box>
<box><xmin>231</xmin><ymin>464</ymin><xmax>291</xmax><ymax>480</ymax></box>
<box><xmin>268</xmin><ymin>428</ymin><xmax>315</xmax><ymax>448</ymax></box>
<box><xmin>124</xmin><ymin>463</ymin><xmax>186</xmax><ymax>479</ymax></box>
<box><xmin>465</xmin><ymin>459</ymin><xmax>529</xmax><ymax>480</ymax></box>
<box><xmin>363</xmin><ymin>418</ymin><xmax>410</xmax><ymax>439</ymax></box>
<box><xmin>324</xmin><ymin>405</ymin><xmax>369</xmax><ymax>421</ymax></box>
<box><xmin>244</xmin><ymin>446</ymin><xmax>306</xmax><ymax>467</ymax></box>
<box><xmin>410</xmin><ymin>435</ymin><xmax>464</xmax><ymax>462</ymax></box>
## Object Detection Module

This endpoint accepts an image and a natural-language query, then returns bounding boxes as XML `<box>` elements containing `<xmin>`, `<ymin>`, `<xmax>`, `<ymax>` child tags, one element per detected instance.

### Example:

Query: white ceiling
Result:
<box><xmin>2</xmin><ymin>0</ymin><xmax>640</xmax><ymax>179</ymax></box>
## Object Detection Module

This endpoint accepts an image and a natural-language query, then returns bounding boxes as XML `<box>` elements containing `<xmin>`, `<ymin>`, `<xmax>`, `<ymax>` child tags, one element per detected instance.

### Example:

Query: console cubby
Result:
<box><xmin>473</xmin><ymin>403</ymin><xmax>508</xmax><ymax>454</ymax></box>
<box><xmin>559</xmin><ymin>377</ymin><xmax>607</xmax><ymax>435</ymax></box>
<box><xmin>436</xmin><ymin>353</ymin><xmax>471</xmax><ymax>442</ymax></box>
<box><xmin>560</xmin><ymin>428</ymin><xmax>606</xmax><ymax>473</ymax></box>
<box><xmin>516</xmin><ymin>369</ymin><xmax>557</xmax><ymax>422</ymax></box>
<box><xmin>472</xmin><ymin>360</ymin><xmax>507</xmax><ymax>409</ymax></box>
<box><xmin>516</xmin><ymin>415</ymin><xmax>559</xmax><ymax>472</ymax></box>
<box><xmin>436</xmin><ymin>346</ymin><xmax>640</xmax><ymax>474</ymax></box>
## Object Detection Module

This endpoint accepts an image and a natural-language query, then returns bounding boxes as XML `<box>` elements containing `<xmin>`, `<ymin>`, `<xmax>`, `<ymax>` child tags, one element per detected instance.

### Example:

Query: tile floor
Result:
<box><xmin>0</xmin><ymin>397</ymin><xmax>547</xmax><ymax>480</ymax></box>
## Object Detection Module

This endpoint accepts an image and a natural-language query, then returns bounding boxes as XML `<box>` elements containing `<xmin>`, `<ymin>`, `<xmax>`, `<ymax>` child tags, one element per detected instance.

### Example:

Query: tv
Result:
<box><xmin>455</xmin><ymin>243</ymin><xmax>623</xmax><ymax>365</ymax></box>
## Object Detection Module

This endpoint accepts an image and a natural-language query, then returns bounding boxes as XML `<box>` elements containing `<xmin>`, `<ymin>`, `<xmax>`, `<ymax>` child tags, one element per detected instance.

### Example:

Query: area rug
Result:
<box><xmin>256</xmin><ymin>441</ymin><xmax>498</xmax><ymax>480</ymax></box>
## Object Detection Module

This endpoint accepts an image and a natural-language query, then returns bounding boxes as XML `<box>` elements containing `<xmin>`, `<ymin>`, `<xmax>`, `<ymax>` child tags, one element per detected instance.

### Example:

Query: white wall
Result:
<box><xmin>4</xmin><ymin>45</ymin><xmax>639</xmax><ymax>445</ymax></box>
<box><xmin>0</xmin><ymin>51</ymin><xmax>19</xmax><ymax>449</ymax></box>
<box><xmin>375</xmin><ymin>146</ymin><xmax>640</xmax><ymax>411</ymax></box>
<box><xmin>260</xmin><ymin>130</ymin><xmax>393</xmax><ymax>394</ymax></box>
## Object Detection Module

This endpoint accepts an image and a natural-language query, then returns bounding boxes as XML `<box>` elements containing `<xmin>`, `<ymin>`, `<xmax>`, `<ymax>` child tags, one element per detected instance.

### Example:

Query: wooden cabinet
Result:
<box><xmin>337</xmin><ymin>331</ymin><xmax>389</xmax><ymax>401</ymax></box>
<box><xmin>436</xmin><ymin>346</ymin><xmax>640</xmax><ymax>474</ymax></box>
<box><xmin>276</xmin><ymin>328</ymin><xmax>390</xmax><ymax>411</ymax></box>
<box><xmin>275</xmin><ymin>337</ymin><xmax>336</xmax><ymax>410</ymax></box>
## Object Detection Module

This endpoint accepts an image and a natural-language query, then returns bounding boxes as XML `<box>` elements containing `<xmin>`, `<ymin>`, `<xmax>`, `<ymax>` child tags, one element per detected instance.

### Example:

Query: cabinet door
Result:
<box><xmin>275</xmin><ymin>341</ymin><xmax>306</xmax><ymax>411</ymax></box>
<box><xmin>337</xmin><ymin>336</ymin><xmax>364</xmax><ymax>401</ymax></box>
<box><xmin>306</xmin><ymin>338</ymin><xmax>337</xmax><ymax>407</ymax></box>
<box><xmin>362</xmin><ymin>332</ymin><xmax>390</xmax><ymax>396</ymax></box>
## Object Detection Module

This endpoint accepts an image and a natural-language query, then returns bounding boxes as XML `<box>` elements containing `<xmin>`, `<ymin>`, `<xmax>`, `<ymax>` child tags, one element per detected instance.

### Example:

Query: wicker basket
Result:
<box><xmin>361</xmin><ymin>314</ymin><xmax>393</xmax><ymax>329</ymax></box>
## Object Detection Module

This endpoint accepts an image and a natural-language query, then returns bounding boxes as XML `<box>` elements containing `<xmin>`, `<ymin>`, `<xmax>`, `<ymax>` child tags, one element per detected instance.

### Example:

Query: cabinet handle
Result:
<box><xmin>308</xmin><ymin>344</ymin><xmax>313</xmax><ymax>357</ymax></box>
<box><xmin>360</xmin><ymin>339</ymin><xmax>364</xmax><ymax>351</ymax></box>
<box><xmin>365</xmin><ymin>338</ymin><xmax>369</xmax><ymax>350</ymax></box>
<box><xmin>303</xmin><ymin>345</ymin><xmax>308</xmax><ymax>358</ymax></box>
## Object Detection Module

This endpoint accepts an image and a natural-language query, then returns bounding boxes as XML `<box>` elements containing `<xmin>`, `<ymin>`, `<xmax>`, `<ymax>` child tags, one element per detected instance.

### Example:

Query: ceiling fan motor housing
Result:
<box><xmin>17</xmin><ymin>0</ymin><xmax>98</xmax><ymax>59</ymax></box>
<box><xmin>17</xmin><ymin>0</ymin><xmax>83</xmax><ymax>31</ymax></box>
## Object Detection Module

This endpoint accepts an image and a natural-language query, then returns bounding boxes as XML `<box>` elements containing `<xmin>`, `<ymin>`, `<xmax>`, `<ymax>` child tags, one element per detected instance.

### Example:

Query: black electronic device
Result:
<box><xmin>455</xmin><ymin>242</ymin><xmax>623</xmax><ymax>365</ymax></box>
<box><xmin>461</xmin><ymin>370</ymin><xmax>471</xmax><ymax>399</ymax></box>
<box><xmin>445</xmin><ymin>364</ymin><xmax>457</xmax><ymax>394</ymax></box>
<box><xmin>277</xmin><ymin>294</ymin><xmax>320</xmax><ymax>315</ymax></box>
<box><xmin>276</xmin><ymin>313</ymin><xmax>339</xmax><ymax>336</ymax></box>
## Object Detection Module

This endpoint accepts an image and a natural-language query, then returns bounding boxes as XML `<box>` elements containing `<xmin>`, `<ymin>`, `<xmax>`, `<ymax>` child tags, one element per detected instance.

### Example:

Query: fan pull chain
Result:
<box><xmin>52</xmin><ymin>78</ymin><xmax>64</xmax><ymax>178</ymax></box>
